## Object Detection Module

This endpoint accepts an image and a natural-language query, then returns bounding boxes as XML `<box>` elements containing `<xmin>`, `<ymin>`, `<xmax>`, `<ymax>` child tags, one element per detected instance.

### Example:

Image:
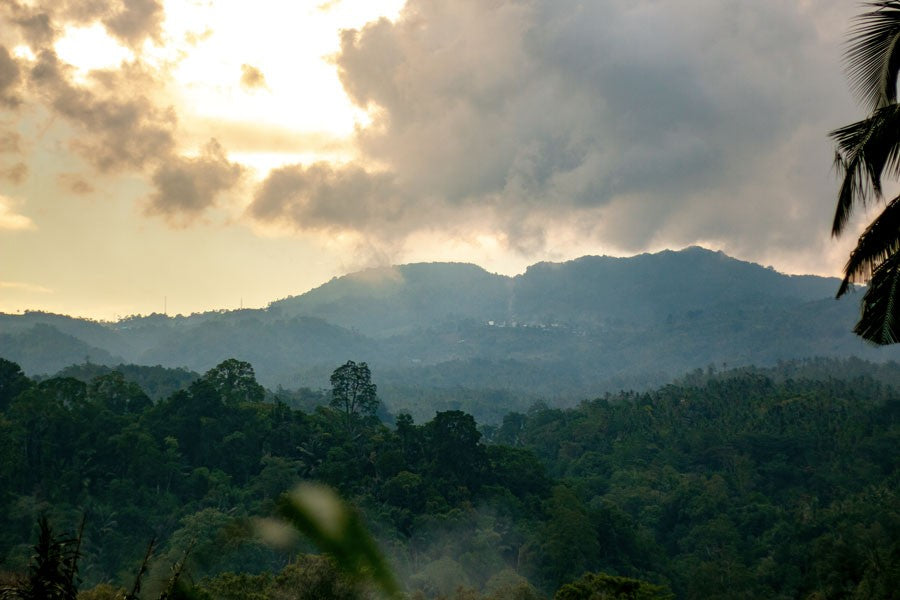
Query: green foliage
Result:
<box><xmin>330</xmin><ymin>361</ymin><xmax>379</xmax><ymax>437</ymax></box>
<box><xmin>0</xmin><ymin>358</ymin><xmax>31</xmax><ymax>411</ymax></box>
<box><xmin>54</xmin><ymin>363</ymin><xmax>198</xmax><ymax>402</ymax></box>
<box><xmin>200</xmin><ymin>555</ymin><xmax>367</xmax><ymax>600</ymax></box>
<box><xmin>200</xmin><ymin>359</ymin><xmax>265</xmax><ymax>405</ymax></box>
<box><xmin>1</xmin><ymin>516</ymin><xmax>82</xmax><ymax>600</ymax></box>
<box><xmin>424</xmin><ymin>411</ymin><xmax>486</xmax><ymax>492</ymax></box>
<box><xmin>553</xmin><ymin>572</ymin><xmax>673</xmax><ymax>600</ymax></box>
<box><xmin>0</xmin><ymin>356</ymin><xmax>897</xmax><ymax>599</ymax></box>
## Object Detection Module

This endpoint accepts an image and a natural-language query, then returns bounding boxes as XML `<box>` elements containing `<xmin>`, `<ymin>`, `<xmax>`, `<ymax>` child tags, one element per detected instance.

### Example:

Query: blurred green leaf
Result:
<box><xmin>273</xmin><ymin>483</ymin><xmax>400</xmax><ymax>599</ymax></box>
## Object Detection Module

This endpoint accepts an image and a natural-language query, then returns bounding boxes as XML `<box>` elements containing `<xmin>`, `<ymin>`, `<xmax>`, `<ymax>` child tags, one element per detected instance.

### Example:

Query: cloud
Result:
<box><xmin>185</xmin><ymin>118</ymin><xmax>351</xmax><ymax>155</ymax></box>
<box><xmin>249</xmin><ymin>162</ymin><xmax>401</xmax><ymax>233</ymax></box>
<box><xmin>97</xmin><ymin>0</ymin><xmax>164</xmax><ymax>47</ymax></box>
<box><xmin>0</xmin><ymin>131</ymin><xmax>21</xmax><ymax>153</ymax></box>
<box><xmin>185</xmin><ymin>28</ymin><xmax>213</xmax><ymax>46</ymax></box>
<box><xmin>28</xmin><ymin>50</ymin><xmax>177</xmax><ymax>172</ymax></box>
<box><xmin>3</xmin><ymin>4</ymin><xmax>56</xmax><ymax>48</ymax></box>
<box><xmin>0</xmin><ymin>0</ymin><xmax>253</xmax><ymax>228</ymax></box>
<box><xmin>0</xmin><ymin>162</ymin><xmax>27</xmax><ymax>184</ymax></box>
<box><xmin>0</xmin><ymin>280</ymin><xmax>51</xmax><ymax>293</ymax></box>
<box><xmin>0</xmin><ymin>0</ymin><xmax>866</xmax><ymax>272</ymax></box>
<box><xmin>57</xmin><ymin>173</ymin><xmax>94</xmax><ymax>194</ymax></box>
<box><xmin>240</xmin><ymin>64</ymin><xmax>268</xmax><ymax>91</ymax></box>
<box><xmin>317</xmin><ymin>0</ymin><xmax>343</xmax><ymax>12</ymax></box>
<box><xmin>145</xmin><ymin>139</ymin><xmax>245</xmax><ymax>221</ymax></box>
<box><xmin>2</xmin><ymin>0</ymin><xmax>162</xmax><ymax>48</ymax></box>
<box><xmin>1</xmin><ymin>2</ymin><xmax>249</xmax><ymax>226</ymax></box>
<box><xmin>0</xmin><ymin>45</ymin><xmax>22</xmax><ymax>107</ymax></box>
<box><xmin>0</xmin><ymin>194</ymin><xmax>34</xmax><ymax>230</ymax></box>
<box><xmin>244</xmin><ymin>0</ymin><xmax>860</xmax><ymax>267</ymax></box>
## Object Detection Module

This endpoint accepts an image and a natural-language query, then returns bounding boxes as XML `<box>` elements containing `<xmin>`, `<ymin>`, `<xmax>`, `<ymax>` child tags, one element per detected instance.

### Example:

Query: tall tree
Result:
<box><xmin>832</xmin><ymin>1</ymin><xmax>900</xmax><ymax>343</ymax></box>
<box><xmin>329</xmin><ymin>361</ymin><xmax>379</xmax><ymax>439</ymax></box>
<box><xmin>200</xmin><ymin>359</ymin><xmax>265</xmax><ymax>405</ymax></box>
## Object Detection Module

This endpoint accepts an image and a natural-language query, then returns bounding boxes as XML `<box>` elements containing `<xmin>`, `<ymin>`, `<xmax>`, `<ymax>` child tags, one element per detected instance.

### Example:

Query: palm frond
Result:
<box><xmin>838</xmin><ymin>193</ymin><xmax>900</xmax><ymax>296</ymax></box>
<box><xmin>846</xmin><ymin>1</ymin><xmax>900</xmax><ymax>110</ymax></box>
<box><xmin>853</xmin><ymin>248</ymin><xmax>900</xmax><ymax>344</ymax></box>
<box><xmin>830</xmin><ymin>103</ymin><xmax>900</xmax><ymax>234</ymax></box>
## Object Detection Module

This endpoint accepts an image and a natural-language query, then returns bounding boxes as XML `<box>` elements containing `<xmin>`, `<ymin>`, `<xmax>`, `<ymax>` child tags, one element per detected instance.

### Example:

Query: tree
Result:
<box><xmin>0</xmin><ymin>359</ymin><xmax>31</xmax><ymax>412</ymax></box>
<box><xmin>0</xmin><ymin>516</ymin><xmax>83</xmax><ymax>600</ymax></box>
<box><xmin>200</xmin><ymin>359</ymin><xmax>265</xmax><ymax>405</ymax></box>
<box><xmin>329</xmin><ymin>361</ymin><xmax>379</xmax><ymax>438</ymax></box>
<box><xmin>87</xmin><ymin>372</ymin><xmax>151</xmax><ymax>415</ymax></box>
<box><xmin>424</xmin><ymin>410</ymin><xmax>487</xmax><ymax>493</ymax></box>
<box><xmin>831</xmin><ymin>1</ymin><xmax>900</xmax><ymax>343</ymax></box>
<box><xmin>554</xmin><ymin>571</ymin><xmax>673</xmax><ymax>600</ymax></box>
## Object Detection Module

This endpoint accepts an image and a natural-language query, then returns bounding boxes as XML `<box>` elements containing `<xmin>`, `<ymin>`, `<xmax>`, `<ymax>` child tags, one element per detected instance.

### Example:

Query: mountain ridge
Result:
<box><xmin>0</xmin><ymin>247</ymin><xmax>890</xmax><ymax>403</ymax></box>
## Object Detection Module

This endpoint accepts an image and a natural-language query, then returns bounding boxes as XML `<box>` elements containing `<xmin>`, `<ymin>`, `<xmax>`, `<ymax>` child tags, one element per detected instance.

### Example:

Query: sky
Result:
<box><xmin>0</xmin><ymin>0</ymin><xmax>879</xmax><ymax>320</ymax></box>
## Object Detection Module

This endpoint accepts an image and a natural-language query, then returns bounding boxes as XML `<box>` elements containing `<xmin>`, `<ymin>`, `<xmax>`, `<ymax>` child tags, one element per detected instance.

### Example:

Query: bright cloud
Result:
<box><xmin>54</xmin><ymin>23</ymin><xmax>135</xmax><ymax>78</ymax></box>
<box><xmin>0</xmin><ymin>194</ymin><xmax>34</xmax><ymax>230</ymax></box>
<box><xmin>0</xmin><ymin>280</ymin><xmax>51</xmax><ymax>293</ymax></box>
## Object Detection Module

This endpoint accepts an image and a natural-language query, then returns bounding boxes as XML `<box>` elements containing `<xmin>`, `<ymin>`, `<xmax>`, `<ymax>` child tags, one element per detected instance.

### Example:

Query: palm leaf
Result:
<box><xmin>853</xmin><ymin>248</ymin><xmax>900</xmax><ymax>344</ymax></box>
<box><xmin>830</xmin><ymin>104</ymin><xmax>900</xmax><ymax>234</ymax></box>
<box><xmin>838</xmin><ymin>193</ymin><xmax>900</xmax><ymax>296</ymax></box>
<box><xmin>846</xmin><ymin>1</ymin><xmax>900</xmax><ymax>111</ymax></box>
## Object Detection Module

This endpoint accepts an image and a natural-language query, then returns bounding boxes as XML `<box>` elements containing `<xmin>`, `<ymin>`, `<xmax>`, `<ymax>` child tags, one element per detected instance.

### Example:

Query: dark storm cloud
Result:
<box><xmin>146</xmin><ymin>139</ymin><xmax>244</xmax><ymax>221</ymax></box>
<box><xmin>252</xmin><ymin>0</ymin><xmax>858</xmax><ymax>260</ymax></box>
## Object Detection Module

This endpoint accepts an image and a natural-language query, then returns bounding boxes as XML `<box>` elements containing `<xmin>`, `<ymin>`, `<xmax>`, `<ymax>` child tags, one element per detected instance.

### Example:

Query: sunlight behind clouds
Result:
<box><xmin>54</xmin><ymin>24</ymin><xmax>135</xmax><ymax>79</ymax></box>
<box><xmin>0</xmin><ymin>0</ymin><xmax>868</xmax><ymax>319</ymax></box>
<box><xmin>165</xmin><ymin>0</ymin><xmax>403</xmax><ymax>142</ymax></box>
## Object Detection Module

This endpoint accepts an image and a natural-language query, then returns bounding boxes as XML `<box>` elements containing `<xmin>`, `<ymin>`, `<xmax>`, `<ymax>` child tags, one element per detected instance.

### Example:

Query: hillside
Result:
<box><xmin>1</xmin><ymin>247</ymin><xmax>897</xmax><ymax>405</ymax></box>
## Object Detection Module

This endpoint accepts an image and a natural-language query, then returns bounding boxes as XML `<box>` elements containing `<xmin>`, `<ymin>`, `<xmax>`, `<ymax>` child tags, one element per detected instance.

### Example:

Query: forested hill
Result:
<box><xmin>0</xmin><ymin>356</ymin><xmax>896</xmax><ymax>598</ymax></box>
<box><xmin>269</xmin><ymin>246</ymin><xmax>839</xmax><ymax>336</ymax></box>
<box><xmin>2</xmin><ymin>247</ymin><xmax>898</xmax><ymax>399</ymax></box>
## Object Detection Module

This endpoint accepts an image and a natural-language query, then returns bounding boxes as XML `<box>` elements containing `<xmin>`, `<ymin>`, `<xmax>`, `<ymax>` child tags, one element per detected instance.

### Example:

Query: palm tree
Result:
<box><xmin>832</xmin><ymin>1</ymin><xmax>900</xmax><ymax>344</ymax></box>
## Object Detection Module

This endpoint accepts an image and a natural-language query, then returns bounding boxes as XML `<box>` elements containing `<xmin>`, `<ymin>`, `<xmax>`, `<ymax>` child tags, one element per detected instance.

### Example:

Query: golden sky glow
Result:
<box><xmin>1</xmin><ymin>0</ymin><xmax>412</xmax><ymax>318</ymax></box>
<box><xmin>0</xmin><ymin>0</ymin><xmax>870</xmax><ymax>320</ymax></box>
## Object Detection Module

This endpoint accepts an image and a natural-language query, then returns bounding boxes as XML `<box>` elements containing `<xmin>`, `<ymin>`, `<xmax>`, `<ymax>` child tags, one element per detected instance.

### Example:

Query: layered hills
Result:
<box><xmin>1</xmin><ymin>246</ymin><xmax>896</xmax><ymax>414</ymax></box>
